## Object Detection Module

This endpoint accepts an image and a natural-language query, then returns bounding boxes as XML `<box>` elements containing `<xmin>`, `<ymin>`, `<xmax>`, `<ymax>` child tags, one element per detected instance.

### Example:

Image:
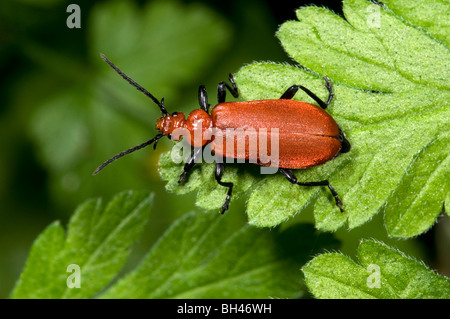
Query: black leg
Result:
<box><xmin>214</xmin><ymin>162</ymin><xmax>234</xmax><ymax>214</ymax></box>
<box><xmin>279</xmin><ymin>85</ymin><xmax>301</xmax><ymax>100</ymax></box>
<box><xmin>218</xmin><ymin>73</ymin><xmax>239</xmax><ymax>103</ymax></box>
<box><xmin>178</xmin><ymin>147</ymin><xmax>203</xmax><ymax>183</ymax></box>
<box><xmin>279</xmin><ymin>168</ymin><xmax>343</xmax><ymax>212</ymax></box>
<box><xmin>280</xmin><ymin>76</ymin><xmax>334</xmax><ymax>109</ymax></box>
<box><xmin>198</xmin><ymin>85</ymin><xmax>210</xmax><ymax>112</ymax></box>
<box><xmin>324</xmin><ymin>76</ymin><xmax>334</xmax><ymax>106</ymax></box>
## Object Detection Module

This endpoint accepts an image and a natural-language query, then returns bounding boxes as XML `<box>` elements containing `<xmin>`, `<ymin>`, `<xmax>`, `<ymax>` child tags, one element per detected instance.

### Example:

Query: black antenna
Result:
<box><xmin>92</xmin><ymin>133</ymin><xmax>165</xmax><ymax>175</ymax></box>
<box><xmin>100</xmin><ymin>53</ymin><xmax>169</xmax><ymax>116</ymax></box>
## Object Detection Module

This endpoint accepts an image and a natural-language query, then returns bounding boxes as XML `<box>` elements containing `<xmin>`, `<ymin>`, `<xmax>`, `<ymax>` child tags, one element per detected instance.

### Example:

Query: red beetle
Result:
<box><xmin>94</xmin><ymin>54</ymin><xmax>351</xmax><ymax>213</ymax></box>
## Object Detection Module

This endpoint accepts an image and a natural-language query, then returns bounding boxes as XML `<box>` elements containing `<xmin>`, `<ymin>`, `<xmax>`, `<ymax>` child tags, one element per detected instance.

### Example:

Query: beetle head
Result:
<box><xmin>156</xmin><ymin>112</ymin><xmax>187</xmax><ymax>140</ymax></box>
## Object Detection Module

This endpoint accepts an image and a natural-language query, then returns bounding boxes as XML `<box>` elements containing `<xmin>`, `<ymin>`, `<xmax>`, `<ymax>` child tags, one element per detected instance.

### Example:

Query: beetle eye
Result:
<box><xmin>168</xmin><ymin>133</ymin><xmax>172</xmax><ymax>140</ymax></box>
<box><xmin>171</xmin><ymin>112</ymin><xmax>178</xmax><ymax>117</ymax></box>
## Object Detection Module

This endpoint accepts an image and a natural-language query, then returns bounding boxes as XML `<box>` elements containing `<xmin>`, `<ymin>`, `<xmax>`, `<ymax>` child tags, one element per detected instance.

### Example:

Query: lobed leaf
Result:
<box><xmin>159</xmin><ymin>0</ymin><xmax>450</xmax><ymax>237</ymax></box>
<box><xmin>10</xmin><ymin>191</ymin><xmax>153</xmax><ymax>299</ymax></box>
<box><xmin>10</xmin><ymin>190</ymin><xmax>339</xmax><ymax>299</ymax></box>
<box><xmin>302</xmin><ymin>239</ymin><xmax>450</xmax><ymax>299</ymax></box>
<box><xmin>100</xmin><ymin>211</ymin><xmax>339</xmax><ymax>299</ymax></box>
<box><xmin>379</xmin><ymin>0</ymin><xmax>450</xmax><ymax>47</ymax></box>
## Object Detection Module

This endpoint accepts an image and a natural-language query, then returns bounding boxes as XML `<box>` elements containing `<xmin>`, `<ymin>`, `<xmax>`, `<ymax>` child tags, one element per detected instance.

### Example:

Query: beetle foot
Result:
<box><xmin>335</xmin><ymin>197</ymin><xmax>344</xmax><ymax>213</ymax></box>
<box><xmin>178</xmin><ymin>172</ymin><xmax>187</xmax><ymax>184</ymax></box>
<box><xmin>219</xmin><ymin>196</ymin><xmax>231</xmax><ymax>214</ymax></box>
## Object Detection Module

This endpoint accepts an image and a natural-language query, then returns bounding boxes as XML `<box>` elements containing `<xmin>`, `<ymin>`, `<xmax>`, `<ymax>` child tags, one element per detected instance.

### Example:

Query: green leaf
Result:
<box><xmin>10</xmin><ymin>191</ymin><xmax>153</xmax><ymax>299</ymax></box>
<box><xmin>159</xmin><ymin>0</ymin><xmax>449</xmax><ymax>237</ymax></box>
<box><xmin>384</xmin><ymin>133</ymin><xmax>449</xmax><ymax>237</ymax></box>
<box><xmin>302</xmin><ymin>239</ymin><xmax>450</xmax><ymax>299</ymax></box>
<box><xmin>100</xmin><ymin>211</ymin><xmax>339</xmax><ymax>299</ymax></box>
<box><xmin>375</xmin><ymin>0</ymin><xmax>450</xmax><ymax>48</ymax></box>
<box><xmin>10</xmin><ymin>190</ymin><xmax>339</xmax><ymax>299</ymax></box>
<box><xmin>8</xmin><ymin>221</ymin><xmax>66</xmax><ymax>299</ymax></box>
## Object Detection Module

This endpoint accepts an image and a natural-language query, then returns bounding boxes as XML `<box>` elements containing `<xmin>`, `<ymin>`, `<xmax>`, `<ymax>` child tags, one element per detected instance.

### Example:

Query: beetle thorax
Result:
<box><xmin>156</xmin><ymin>109</ymin><xmax>213</xmax><ymax>147</ymax></box>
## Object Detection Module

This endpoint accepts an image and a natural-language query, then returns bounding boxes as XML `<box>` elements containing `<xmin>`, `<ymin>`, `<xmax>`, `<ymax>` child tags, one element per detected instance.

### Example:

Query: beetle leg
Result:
<box><xmin>228</xmin><ymin>73</ymin><xmax>239</xmax><ymax>96</ymax></box>
<box><xmin>278</xmin><ymin>168</ymin><xmax>344</xmax><ymax>212</ymax></box>
<box><xmin>281</xmin><ymin>85</ymin><xmax>327</xmax><ymax>109</ymax></box>
<box><xmin>198</xmin><ymin>85</ymin><xmax>210</xmax><ymax>112</ymax></box>
<box><xmin>323</xmin><ymin>76</ymin><xmax>334</xmax><ymax>107</ymax></box>
<box><xmin>217</xmin><ymin>73</ymin><xmax>239</xmax><ymax>104</ymax></box>
<box><xmin>280</xmin><ymin>77</ymin><xmax>334</xmax><ymax>110</ymax></box>
<box><xmin>178</xmin><ymin>147</ymin><xmax>203</xmax><ymax>184</ymax></box>
<box><xmin>214</xmin><ymin>162</ymin><xmax>234</xmax><ymax>214</ymax></box>
<box><xmin>280</xmin><ymin>85</ymin><xmax>300</xmax><ymax>100</ymax></box>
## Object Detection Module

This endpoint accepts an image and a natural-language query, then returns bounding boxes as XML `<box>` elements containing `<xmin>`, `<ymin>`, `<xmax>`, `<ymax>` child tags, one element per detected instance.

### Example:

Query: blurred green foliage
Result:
<box><xmin>0</xmin><ymin>0</ymin><xmax>288</xmax><ymax>298</ymax></box>
<box><xmin>0</xmin><ymin>0</ymin><xmax>448</xmax><ymax>299</ymax></box>
<box><xmin>11</xmin><ymin>191</ymin><xmax>340</xmax><ymax>298</ymax></box>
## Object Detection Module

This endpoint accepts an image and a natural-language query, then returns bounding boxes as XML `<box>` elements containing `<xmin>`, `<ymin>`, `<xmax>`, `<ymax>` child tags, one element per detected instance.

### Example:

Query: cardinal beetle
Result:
<box><xmin>94</xmin><ymin>54</ymin><xmax>351</xmax><ymax>214</ymax></box>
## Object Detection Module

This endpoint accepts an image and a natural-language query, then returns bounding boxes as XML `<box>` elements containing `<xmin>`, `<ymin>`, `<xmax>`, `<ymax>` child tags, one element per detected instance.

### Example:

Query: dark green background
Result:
<box><xmin>0</xmin><ymin>0</ymin><xmax>448</xmax><ymax>298</ymax></box>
